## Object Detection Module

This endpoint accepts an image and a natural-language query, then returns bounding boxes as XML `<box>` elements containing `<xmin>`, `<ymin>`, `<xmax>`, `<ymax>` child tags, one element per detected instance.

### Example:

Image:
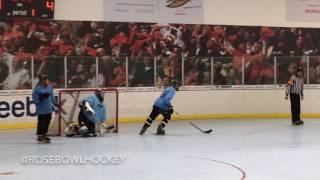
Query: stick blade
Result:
<box><xmin>204</xmin><ymin>129</ymin><xmax>213</xmax><ymax>134</ymax></box>
<box><xmin>189</xmin><ymin>122</ymin><xmax>213</xmax><ymax>134</ymax></box>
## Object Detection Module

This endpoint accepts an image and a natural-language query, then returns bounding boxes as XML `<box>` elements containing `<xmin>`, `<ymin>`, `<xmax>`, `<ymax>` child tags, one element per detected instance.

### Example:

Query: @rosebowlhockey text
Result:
<box><xmin>20</xmin><ymin>155</ymin><xmax>126</xmax><ymax>165</ymax></box>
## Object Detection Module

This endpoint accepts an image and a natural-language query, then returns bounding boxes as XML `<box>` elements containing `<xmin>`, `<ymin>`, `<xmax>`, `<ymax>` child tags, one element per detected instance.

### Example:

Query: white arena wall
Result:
<box><xmin>55</xmin><ymin>0</ymin><xmax>320</xmax><ymax>27</ymax></box>
<box><xmin>204</xmin><ymin>0</ymin><xmax>320</xmax><ymax>28</ymax></box>
<box><xmin>1</xmin><ymin>89</ymin><xmax>320</xmax><ymax>129</ymax></box>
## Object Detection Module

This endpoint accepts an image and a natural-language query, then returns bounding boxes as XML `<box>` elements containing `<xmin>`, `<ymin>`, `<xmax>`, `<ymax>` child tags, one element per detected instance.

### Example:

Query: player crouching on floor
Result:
<box><xmin>140</xmin><ymin>76</ymin><xmax>179</xmax><ymax>135</ymax></box>
<box><xmin>64</xmin><ymin>89</ymin><xmax>114</xmax><ymax>137</ymax></box>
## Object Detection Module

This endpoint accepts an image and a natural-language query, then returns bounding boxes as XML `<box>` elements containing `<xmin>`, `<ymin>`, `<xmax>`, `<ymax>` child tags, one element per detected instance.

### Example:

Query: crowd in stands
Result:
<box><xmin>1</xmin><ymin>18</ymin><xmax>320</xmax><ymax>89</ymax></box>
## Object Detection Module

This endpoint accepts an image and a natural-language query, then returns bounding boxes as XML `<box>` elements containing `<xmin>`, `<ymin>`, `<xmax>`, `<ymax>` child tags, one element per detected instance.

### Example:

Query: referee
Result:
<box><xmin>285</xmin><ymin>66</ymin><xmax>304</xmax><ymax>125</ymax></box>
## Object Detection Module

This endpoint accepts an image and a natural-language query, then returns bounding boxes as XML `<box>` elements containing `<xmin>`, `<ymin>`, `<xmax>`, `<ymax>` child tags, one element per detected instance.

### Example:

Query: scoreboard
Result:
<box><xmin>0</xmin><ymin>0</ymin><xmax>55</xmax><ymax>19</ymax></box>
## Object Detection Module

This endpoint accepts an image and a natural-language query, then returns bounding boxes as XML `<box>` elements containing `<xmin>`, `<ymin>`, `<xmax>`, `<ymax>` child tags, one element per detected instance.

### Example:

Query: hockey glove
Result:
<box><xmin>83</xmin><ymin>101</ymin><xmax>95</xmax><ymax>115</ymax></box>
<box><xmin>52</xmin><ymin>104</ymin><xmax>58</xmax><ymax>112</ymax></box>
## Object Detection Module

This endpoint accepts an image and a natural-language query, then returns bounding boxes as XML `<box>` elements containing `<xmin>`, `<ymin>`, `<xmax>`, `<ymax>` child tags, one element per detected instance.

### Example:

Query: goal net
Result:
<box><xmin>48</xmin><ymin>88</ymin><xmax>119</xmax><ymax>136</ymax></box>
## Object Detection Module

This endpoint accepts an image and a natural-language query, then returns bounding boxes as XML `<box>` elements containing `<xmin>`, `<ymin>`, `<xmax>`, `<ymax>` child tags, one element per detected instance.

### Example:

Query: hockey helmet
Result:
<box><xmin>171</xmin><ymin>80</ymin><xmax>180</xmax><ymax>91</ymax></box>
<box><xmin>95</xmin><ymin>89</ymin><xmax>104</xmax><ymax>102</ymax></box>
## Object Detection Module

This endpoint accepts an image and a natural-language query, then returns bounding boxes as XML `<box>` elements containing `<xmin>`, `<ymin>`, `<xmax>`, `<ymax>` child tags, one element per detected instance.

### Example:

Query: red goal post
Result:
<box><xmin>48</xmin><ymin>88</ymin><xmax>119</xmax><ymax>136</ymax></box>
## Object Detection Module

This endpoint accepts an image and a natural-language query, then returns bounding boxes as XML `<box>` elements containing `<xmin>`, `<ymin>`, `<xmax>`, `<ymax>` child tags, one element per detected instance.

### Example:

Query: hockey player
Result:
<box><xmin>77</xmin><ymin>89</ymin><xmax>109</xmax><ymax>137</ymax></box>
<box><xmin>32</xmin><ymin>74</ymin><xmax>57</xmax><ymax>144</ymax></box>
<box><xmin>139</xmin><ymin>76</ymin><xmax>179</xmax><ymax>135</ymax></box>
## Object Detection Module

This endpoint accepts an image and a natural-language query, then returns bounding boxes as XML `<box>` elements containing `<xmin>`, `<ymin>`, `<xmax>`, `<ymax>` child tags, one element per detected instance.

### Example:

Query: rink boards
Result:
<box><xmin>1</xmin><ymin>89</ymin><xmax>320</xmax><ymax>129</ymax></box>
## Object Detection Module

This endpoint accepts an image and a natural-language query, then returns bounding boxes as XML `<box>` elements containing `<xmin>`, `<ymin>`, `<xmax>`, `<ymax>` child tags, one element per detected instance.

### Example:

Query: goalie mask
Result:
<box><xmin>95</xmin><ymin>89</ymin><xmax>104</xmax><ymax>102</ymax></box>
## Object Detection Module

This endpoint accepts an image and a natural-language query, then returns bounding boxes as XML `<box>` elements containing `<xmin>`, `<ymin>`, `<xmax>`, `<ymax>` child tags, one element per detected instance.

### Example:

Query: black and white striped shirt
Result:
<box><xmin>286</xmin><ymin>75</ymin><xmax>304</xmax><ymax>96</ymax></box>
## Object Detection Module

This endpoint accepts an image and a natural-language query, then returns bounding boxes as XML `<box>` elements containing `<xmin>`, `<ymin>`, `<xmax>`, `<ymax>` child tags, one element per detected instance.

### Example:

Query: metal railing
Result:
<box><xmin>0</xmin><ymin>55</ymin><xmax>319</xmax><ymax>91</ymax></box>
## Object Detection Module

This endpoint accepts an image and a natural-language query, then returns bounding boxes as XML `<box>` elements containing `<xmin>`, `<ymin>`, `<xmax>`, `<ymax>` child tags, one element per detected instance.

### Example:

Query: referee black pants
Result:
<box><xmin>290</xmin><ymin>93</ymin><xmax>301</xmax><ymax>122</ymax></box>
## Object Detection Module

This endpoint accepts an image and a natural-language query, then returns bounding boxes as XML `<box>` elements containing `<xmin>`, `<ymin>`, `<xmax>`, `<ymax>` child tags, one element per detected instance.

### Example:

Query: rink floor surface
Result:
<box><xmin>0</xmin><ymin>118</ymin><xmax>320</xmax><ymax>180</ymax></box>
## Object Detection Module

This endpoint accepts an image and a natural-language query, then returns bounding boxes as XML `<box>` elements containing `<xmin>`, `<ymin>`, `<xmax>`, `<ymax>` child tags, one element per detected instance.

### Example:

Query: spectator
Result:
<box><xmin>132</xmin><ymin>57</ymin><xmax>154</xmax><ymax>87</ymax></box>
<box><xmin>68</xmin><ymin>63</ymin><xmax>88</xmax><ymax>88</ymax></box>
<box><xmin>0</xmin><ymin>19</ymin><xmax>320</xmax><ymax>88</ymax></box>
<box><xmin>157</xmin><ymin>56</ymin><xmax>173</xmax><ymax>85</ymax></box>
<box><xmin>1</xmin><ymin>35</ymin><xmax>15</xmax><ymax>53</ymax></box>
<box><xmin>213</xmin><ymin>62</ymin><xmax>226</xmax><ymax>85</ymax></box>
<box><xmin>108</xmin><ymin>60</ymin><xmax>126</xmax><ymax>87</ymax></box>
<box><xmin>245</xmin><ymin>42</ymin><xmax>265</xmax><ymax>84</ymax></box>
<box><xmin>96</xmin><ymin>48</ymin><xmax>106</xmax><ymax>57</ymax></box>
<box><xmin>185</xmin><ymin>67</ymin><xmax>200</xmax><ymax>85</ymax></box>
<box><xmin>86</xmin><ymin>63</ymin><xmax>106</xmax><ymax>88</ymax></box>
<box><xmin>226</xmin><ymin>68</ymin><xmax>241</xmax><ymax>85</ymax></box>
<box><xmin>0</xmin><ymin>56</ymin><xmax>30</xmax><ymax>90</ymax></box>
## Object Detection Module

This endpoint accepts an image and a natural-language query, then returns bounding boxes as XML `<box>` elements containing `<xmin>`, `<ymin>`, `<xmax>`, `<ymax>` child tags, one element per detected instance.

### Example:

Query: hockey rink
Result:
<box><xmin>0</xmin><ymin>118</ymin><xmax>320</xmax><ymax>180</ymax></box>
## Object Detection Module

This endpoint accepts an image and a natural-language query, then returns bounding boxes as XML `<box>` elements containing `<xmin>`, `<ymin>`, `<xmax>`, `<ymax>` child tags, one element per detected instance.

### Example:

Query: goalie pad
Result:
<box><xmin>64</xmin><ymin>124</ymin><xmax>78</xmax><ymax>136</ymax></box>
<box><xmin>78</xmin><ymin>126</ymin><xmax>88</xmax><ymax>135</ymax></box>
<box><xmin>64</xmin><ymin>123</ymin><xmax>88</xmax><ymax>137</ymax></box>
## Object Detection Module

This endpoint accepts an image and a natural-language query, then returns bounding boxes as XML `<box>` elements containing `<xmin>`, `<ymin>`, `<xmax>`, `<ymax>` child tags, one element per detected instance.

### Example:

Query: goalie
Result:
<box><xmin>64</xmin><ymin>89</ymin><xmax>114</xmax><ymax>137</ymax></box>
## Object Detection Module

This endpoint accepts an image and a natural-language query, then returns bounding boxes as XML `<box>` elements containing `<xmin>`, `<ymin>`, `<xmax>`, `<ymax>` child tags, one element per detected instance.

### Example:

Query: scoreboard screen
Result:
<box><xmin>0</xmin><ymin>0</ymin><xmax>55</xmax><ymax>19</ymax></box>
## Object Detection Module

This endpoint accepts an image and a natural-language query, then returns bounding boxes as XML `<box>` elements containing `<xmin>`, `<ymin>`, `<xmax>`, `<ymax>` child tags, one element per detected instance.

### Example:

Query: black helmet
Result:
<box><xmin>171</xmin><ymin>80</ymin><xmax>180</xmax><ymax>91</ymax></box>
<box><xmin>38</xmin><ymin>74</ymin><xmax>48</xmax><ymax>80</ymax></box>
<box><xmin>297</xmin><ymin>66</ymin><xmax>304</xmax><ymax>73</ymax></box>
<box><xmin>95</xmin><ymin>89</ymin><xmax>104</xmax><ymax>102</ymax></box>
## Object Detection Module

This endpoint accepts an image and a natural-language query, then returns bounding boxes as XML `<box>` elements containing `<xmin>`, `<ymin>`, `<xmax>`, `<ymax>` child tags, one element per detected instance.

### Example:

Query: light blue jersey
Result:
<box><xmin>32</xmin><ymin>85</ymin><xmax>56</xmax><ymax>115</ymax></box>
<box><xmin>80</xmin><ymin>95</ymin><xmax>106</xmax><ymax>123</ymax></box>
<box><xmin>154</xmin><ymin>86</ymin><xmax>176</xmax><ymax>110</ymax></box>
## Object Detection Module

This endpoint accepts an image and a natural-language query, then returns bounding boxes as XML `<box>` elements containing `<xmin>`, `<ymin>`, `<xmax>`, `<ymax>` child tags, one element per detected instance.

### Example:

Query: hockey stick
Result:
<box><xmin>174</xmin><ymin>111</ymin><xmax>213</xmax><ymax>134</ymax></box>
<box><xmin>189</xmin><ymin>122</ymin><xmax>213</xmax><ymax>134</ymax></box>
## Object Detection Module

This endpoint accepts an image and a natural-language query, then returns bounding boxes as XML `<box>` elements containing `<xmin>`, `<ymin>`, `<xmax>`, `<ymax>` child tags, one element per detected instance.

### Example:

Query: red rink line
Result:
<box><xmin>188</xmin><ymin>156</ymin><xmax>246</xmax><ymax>180</ymax></box>
<box><xmin>0</xmin><ymin>171</ymin><xmax>16</xmax><ymax>176</ymax></box>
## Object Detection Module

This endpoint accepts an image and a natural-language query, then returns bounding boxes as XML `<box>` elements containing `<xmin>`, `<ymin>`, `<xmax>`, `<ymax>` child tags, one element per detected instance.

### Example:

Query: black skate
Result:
<box><xmin>106</xmin><ymin>125</ymin><xmax>115</xmax><ymax>130</ymax></box>
<box><xmin>139</xmin><ymin>124</ymin><xmax>149</xmax><ymax>135</ymax></box>
<box><xmin>106</xmin><ymin>125</ymin><xmax>117</xmax><ymax>133</ymax></box>
<box><xmin>43</xmin><ymin>135</ymin><xmax>51</xmax><ymax>141</ymax></box>
<box><xmin>37</xmin><ymin>136</ymin><xmax>50</xmax><ymax>144</ymax></box>
<box><xmin>292</xmin><ymin>121</ymin><xmax>304</xmax><ymax>126</ymax></box>
<box><xmin>82</xmin><ymin>132</ymin><xmax>97</xmax><ymax>137</ymax></box>
<box><xmin>297</xmin><ymin>120</ymin><xmax>304</xmax><ymax>125</ymax></box>
<box><xmin>156</xmin><ymin>125</ymin><xmax>165</xmax><ymax>135</ymax></box>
